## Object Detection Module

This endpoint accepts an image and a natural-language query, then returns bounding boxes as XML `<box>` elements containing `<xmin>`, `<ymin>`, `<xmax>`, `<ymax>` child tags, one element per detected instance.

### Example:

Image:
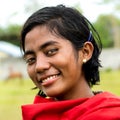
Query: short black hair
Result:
<box><xmin>21</xmin><ymin>5</ymin><xmax>102</xmax><ymax>87</ymax></box>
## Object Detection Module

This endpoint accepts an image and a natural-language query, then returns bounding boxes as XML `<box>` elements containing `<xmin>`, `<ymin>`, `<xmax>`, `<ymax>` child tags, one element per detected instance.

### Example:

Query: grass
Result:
<box><xmin>0</xmin><ymin>79</ymin><xmax>37</xmax><ymax>120</ymax></box>
<box><xmin>92</xmin><ymin>70</ymin><xmax>120</xmax><ymax>96</ymax></box>
<box><xmin>0</xmin><ymin>70</ymin><xmax>120</xmax><ymax>120</ymax></box>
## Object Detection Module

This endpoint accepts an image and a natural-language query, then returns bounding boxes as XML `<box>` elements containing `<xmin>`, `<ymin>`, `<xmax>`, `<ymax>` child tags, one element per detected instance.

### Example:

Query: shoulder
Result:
<box><xmin>86</xmin><ymin>91</ymin><xmax>120</xmax><ymax>109</ymax></box>
<box><xmin>81</xmin><ymin>92</ymin><xmax>120</xmax><ymax>119</ymax></box>
<box><xmin>93</xmin><ymin>91</ymin><xmax>120</xmax><ymax>103</ymax></box>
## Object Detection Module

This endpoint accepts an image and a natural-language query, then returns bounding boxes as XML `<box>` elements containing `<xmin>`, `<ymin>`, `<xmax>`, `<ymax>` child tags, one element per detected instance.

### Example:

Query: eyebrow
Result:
<box><xmin>24</xmin><ymin>50</ymin><xmax>34</xmax><ymax>58</ymax></box>
<box><xmin>40</xmin><ymin>41</ymin><xmax>59</xmax><ymax>50</ymax></box>
<box><xmin>24</xmin><ymin>41</ymin><xmax>59</xmax><ymax>57</ymax></box>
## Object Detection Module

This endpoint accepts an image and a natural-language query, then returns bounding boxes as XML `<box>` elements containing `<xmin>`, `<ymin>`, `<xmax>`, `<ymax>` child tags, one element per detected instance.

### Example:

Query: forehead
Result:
<box><xmin>24</xmin><ymin>25</ymin><xmax>74</xmax><ymax>51</ymax></box>
<box><xmin>25</xmin><ymin>25</ymin><xmax>49</xmax><ymax>40</ymax></box>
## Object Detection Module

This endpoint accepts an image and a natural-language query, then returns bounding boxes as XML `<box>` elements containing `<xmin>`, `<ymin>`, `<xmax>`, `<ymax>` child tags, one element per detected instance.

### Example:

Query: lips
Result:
<box><xmin>38</xmin><ymin>75</ymin><xmax>58</xmax><ymax>83</ymax></box>
<box><xmin>37</xmin><ymin>72</ymin><xmax>61</xmax><ymax>86</ymax></box>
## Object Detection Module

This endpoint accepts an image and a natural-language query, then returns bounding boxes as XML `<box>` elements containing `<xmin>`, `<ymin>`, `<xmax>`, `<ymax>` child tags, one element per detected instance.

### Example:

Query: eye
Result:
<box><xmin>25</xmin><ymin>57</ymin><xmax>36</xmax><ymax>65</ymax></box>
<box><xmin>46</xmin><ymin>48</ymin><xmax>58</xmax><ymax>56</ymax></box>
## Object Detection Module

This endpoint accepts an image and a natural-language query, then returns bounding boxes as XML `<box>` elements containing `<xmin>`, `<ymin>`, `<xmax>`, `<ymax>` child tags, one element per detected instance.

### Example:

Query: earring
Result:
<box><xmin>83</xmin><ymin>59</ymin><xmax>87</xmax><ymax>63</ymax></box>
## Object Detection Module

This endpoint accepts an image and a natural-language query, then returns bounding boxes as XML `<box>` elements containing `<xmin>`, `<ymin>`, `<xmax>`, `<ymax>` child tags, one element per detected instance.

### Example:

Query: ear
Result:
<box><xmin>80</xmin><ymin>42</ymin><xmax>94</xmax><ymax>62</ymax></box>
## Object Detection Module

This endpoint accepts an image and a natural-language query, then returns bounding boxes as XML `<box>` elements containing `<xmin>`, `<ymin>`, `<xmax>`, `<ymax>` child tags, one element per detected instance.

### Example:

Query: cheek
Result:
<box><xmin>54</xmin><ymin>53</ymin><xmax>80</xmax><ymax>74</ymax></box>
<box><xmin>27</xmin><ymin>66</ymin><xmax>35</xmax><ymax>80</ymax></box>
<box><xmin>66</xmin><ymin>54</ymin><xmax>82</xmax><ymax>76</ymax></box>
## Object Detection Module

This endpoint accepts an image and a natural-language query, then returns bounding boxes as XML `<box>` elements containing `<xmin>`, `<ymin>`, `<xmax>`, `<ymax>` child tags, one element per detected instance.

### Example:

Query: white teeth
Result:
<box><xmin>41</xmin><ymin>75</ymin><xmax>57</xmax><ymax>83</ymax></box>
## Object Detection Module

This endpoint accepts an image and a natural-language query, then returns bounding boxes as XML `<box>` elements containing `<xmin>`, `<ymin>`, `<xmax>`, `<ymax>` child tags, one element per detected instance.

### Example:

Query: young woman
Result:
<box><xmin>21</xmin><ymin>5</ymin><xmax>120</xmax><ymax>120</ymax></box>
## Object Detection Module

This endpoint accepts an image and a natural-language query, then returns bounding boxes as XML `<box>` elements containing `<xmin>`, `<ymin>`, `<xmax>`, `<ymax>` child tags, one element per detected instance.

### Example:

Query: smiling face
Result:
<box><xmin>24</xmin><ymin>25</ymin><xmax>92</xmax><ymax>100</ymax></box>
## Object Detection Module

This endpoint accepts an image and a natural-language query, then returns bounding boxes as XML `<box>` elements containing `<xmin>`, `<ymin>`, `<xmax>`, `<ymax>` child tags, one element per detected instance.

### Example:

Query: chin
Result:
<box><xmin>45</xmin><ymin>90</ymin><xmax>62</xmax><ymax>98</ymax></box>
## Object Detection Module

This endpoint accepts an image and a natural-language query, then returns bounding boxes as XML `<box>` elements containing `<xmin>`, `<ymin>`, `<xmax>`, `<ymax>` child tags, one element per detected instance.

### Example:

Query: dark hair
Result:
<box><xmin>21</xmin><ymin>5</ymin><xmax>102</xmax><ymax>87</ymax></box>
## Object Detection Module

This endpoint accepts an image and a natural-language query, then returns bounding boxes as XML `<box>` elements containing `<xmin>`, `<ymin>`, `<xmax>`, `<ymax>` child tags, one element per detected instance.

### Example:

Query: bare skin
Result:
<box><xmin>24</xmin><ymin>25</ymin><xmax>94</xmax><ymax>100</ymax></box>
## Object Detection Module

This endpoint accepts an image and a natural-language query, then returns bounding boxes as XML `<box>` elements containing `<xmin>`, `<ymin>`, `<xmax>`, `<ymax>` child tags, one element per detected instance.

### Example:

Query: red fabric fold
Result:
<box><xmin>21</xmin><ymin>92</ymin><xmax>120</xmax><ymax>120</ymax></box>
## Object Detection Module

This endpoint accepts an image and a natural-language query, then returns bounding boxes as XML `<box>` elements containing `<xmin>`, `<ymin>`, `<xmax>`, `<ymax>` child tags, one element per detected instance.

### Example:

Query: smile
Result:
<box><xmin>41</xmin><ymin>75</ymin><xmax>58</xmax><ymax>83</ymax></box>
<box><xmin>38</xmin><ymin>73</ymin><xmax>61</xmax><ymax>86</ymax></box>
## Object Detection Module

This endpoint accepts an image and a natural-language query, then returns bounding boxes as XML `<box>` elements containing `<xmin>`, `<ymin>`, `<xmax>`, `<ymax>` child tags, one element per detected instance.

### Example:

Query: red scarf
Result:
<box><xmin>22</xmin><ymin>92</ymin><xmax>120</xmax><ymax>120</ymax></box>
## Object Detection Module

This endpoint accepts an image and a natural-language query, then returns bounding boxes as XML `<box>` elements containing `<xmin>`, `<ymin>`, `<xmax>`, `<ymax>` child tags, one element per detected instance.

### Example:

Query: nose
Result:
<box><xmin>35</xmin><ymin>55</ymin><xmax>50</xmax><ymax>73</ymax></box>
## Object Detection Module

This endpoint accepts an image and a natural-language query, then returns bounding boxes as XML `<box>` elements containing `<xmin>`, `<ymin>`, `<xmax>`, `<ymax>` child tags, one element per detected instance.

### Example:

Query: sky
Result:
<box><xmin>0</xmin><ymin>0</ymin><xmax>115</xmax><ymax>27</ymax></box>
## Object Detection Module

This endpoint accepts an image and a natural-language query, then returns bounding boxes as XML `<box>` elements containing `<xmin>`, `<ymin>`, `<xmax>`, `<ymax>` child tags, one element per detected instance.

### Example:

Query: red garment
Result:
<box><xmin>22</xmin><ymin>92</ymin><xmax>120</xmax><ymax>120</ymax></box>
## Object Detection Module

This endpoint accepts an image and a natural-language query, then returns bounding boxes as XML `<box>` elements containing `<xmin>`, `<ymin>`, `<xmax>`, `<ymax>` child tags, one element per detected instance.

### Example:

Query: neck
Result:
<box><xmin>56</xmin><ymin>80</ymin><xmax>94</xmax><ymax>101</ymax></box>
